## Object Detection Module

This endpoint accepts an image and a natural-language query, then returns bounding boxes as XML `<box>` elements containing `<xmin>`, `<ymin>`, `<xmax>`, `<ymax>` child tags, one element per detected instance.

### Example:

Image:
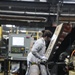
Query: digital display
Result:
<box><xmin>12</xmin><ymin>37</ymin><xmax>24</xmax><ymax>46</ymax></box>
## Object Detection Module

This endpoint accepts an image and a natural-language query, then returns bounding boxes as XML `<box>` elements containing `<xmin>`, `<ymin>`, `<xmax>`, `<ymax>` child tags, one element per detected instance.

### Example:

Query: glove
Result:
<box><xmin>41</xmin><ymin>56</ymin><xmax>48</xmax><ymax>62</ymax></box>
<box><xmin>27</xmin><ymin>52</ymin><xmax>32</xmax><ymax>61</ymax></box>
<box><xmin>27</xmin><ymin>61</ymin><xmax>30</xmax><ymax>68</ymax></box>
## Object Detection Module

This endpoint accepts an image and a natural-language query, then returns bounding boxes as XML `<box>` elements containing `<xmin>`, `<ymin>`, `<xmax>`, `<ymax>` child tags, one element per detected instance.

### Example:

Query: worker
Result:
<box><xmin>25</xmin><ymin>30</ymin><xmax>52</xmax><ymax>75</ymax></box>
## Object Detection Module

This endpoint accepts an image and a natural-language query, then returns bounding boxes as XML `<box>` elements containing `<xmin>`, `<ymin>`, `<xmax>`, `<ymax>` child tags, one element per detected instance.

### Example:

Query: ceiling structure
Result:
<box><xmin>0</xmin><ymin>0</ymin><xmax>75</xmax><ymax>27</ymax></box>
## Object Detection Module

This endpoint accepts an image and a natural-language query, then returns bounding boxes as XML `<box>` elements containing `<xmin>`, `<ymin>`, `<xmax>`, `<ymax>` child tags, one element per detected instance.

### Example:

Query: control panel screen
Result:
<box><xmin>12</xmin><ymin>37</ymin><xmax>24</xmax><ymax>46</ymax></box>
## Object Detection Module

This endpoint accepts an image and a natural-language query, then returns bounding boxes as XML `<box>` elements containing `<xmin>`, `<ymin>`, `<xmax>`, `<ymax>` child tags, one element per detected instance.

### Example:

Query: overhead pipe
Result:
<box><xmin>0</xmin><ymin>10</ymin><xmax>75</xmax><ymax>16</ymax></box>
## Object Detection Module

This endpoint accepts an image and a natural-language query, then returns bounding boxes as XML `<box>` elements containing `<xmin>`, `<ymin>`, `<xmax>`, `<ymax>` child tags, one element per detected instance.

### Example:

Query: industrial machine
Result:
<box><xmin>45</xmin><ymin>23</ymin><xmax>72</xmax><ymax>61</ymax></box>
<box><xmin>8</xmin><ymin>34</ymin><xmax>32</xmax><ymax>75</ymax></box>
<box><xmin>0</xmin><ymin>26</ymin><xmax>8</xmax><ymax>75</ymax></box>
<box><xmin>8</xmin><ymin>34</ymin><xmax>31</xmax><ymax>58</ymax></box>
<box><xmin>45</xmin><ymin>23</ymin><xmax>75</xmax><ymax>75</ymax></box>
<box><xmin>64</xmin><ymin>41</ymin><xmax>75</xmax><ymax>75</ymax></box>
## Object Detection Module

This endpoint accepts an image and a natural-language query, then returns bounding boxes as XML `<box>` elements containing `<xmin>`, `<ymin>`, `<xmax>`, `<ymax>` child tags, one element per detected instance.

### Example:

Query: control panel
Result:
<box><xmin>11</xmin><ymin>47</ymin><xmax>25</xmax><ymax>53</ymax></box>
<box><xmin>8</xmin><ymin>34</ymin><xmax>31</xmax><ymax>58</ymax></box>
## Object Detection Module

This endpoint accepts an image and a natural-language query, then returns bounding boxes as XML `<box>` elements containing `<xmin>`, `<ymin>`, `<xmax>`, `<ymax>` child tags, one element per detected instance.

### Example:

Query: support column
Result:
<box><xmin>0</xmin><ymin>26</ymin><xmax>2</xmax><ymax>41</ymax></box>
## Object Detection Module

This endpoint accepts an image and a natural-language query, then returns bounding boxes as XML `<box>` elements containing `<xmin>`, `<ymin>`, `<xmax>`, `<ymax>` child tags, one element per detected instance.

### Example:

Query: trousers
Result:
<box><xmin>29</xmin><ymin>64</ymin><xmax>47</xmax><ymax>75</ymax></box>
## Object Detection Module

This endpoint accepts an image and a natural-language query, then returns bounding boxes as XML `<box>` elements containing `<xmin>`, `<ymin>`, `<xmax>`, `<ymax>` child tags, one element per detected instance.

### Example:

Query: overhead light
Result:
<box><xmin>40</xmin><ymin>0</ymin><xmax>47</xmax><ymax>2</ymax></box>
<box><xmin>16</xmin><ymin>0</ymin><xmax>34</xmax><ymax>1</ymax></box>
<box><xmin>63</xmin><ymin>1</ymin><xmax>75</xmax><ymax>4</ymax></box>
<box><xmin>20</xmin><ymin>30</ymin><xmax>26</xmax><ymax>32</ymax></box>
<box><xmin>6</xmin><ymin>25</ymin><xmax>15</xmax><ymax>27</ymax></box>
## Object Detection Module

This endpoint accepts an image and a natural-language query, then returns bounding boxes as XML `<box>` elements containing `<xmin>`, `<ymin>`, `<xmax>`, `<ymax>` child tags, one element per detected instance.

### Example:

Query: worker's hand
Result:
<box><xmin>41</xmin><ymin>56</ymin><xmax>48</xmax><ymax>62</ymax></box>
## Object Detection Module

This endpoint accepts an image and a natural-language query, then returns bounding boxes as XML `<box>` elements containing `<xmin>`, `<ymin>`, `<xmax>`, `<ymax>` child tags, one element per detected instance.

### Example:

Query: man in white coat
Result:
<box><xmin>26</xmin><ymin>30</ymin><xmax>52</xmax><ymax>75</ymax></box>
